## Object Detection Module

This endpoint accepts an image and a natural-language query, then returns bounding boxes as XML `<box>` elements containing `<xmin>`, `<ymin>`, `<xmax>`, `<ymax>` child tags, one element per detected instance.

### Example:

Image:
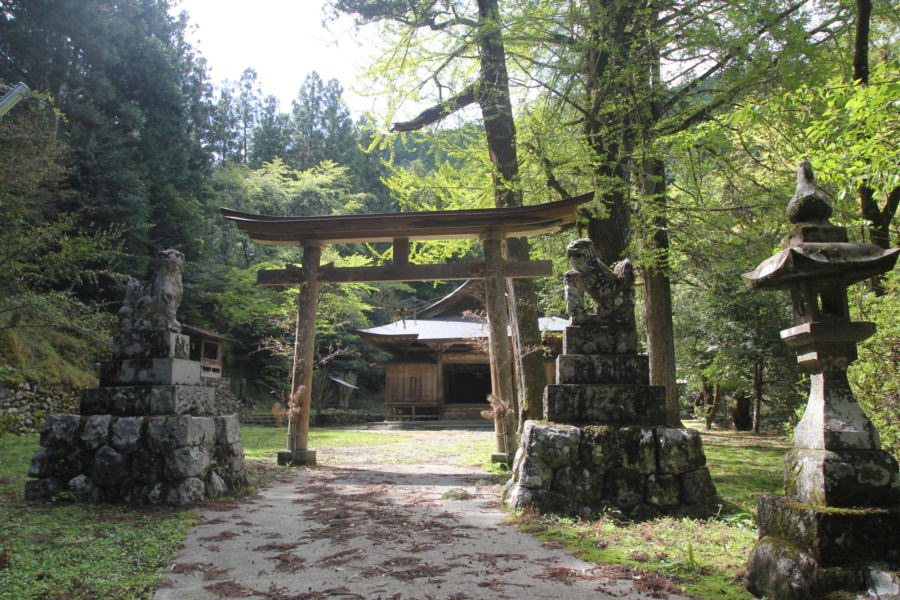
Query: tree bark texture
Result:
<box><xmin>852</xmin><ymin>0</ymin><xmax>899</xmax><ymax>292</ymax></box>
<box><xmin>705</xmin><ymin>383</ymin><xmax>721</xmax><ymax>430</ymax></box>
<box><xmin>640</xmin><ymin>156</ymin><xmax>681</xmax><ymax>426</ymax></box>
<box><xmin>581</xmin><ymin>0</ymin><xmax>641</xmax><ymax>264</ymax></box>
<box><xmin>476</xmin><ymin>0</ymin><xmax>546</xmax><ymax>430</ymax></box>
<box><xmin>701</xmin><ymin>377</ymin><xmax>712</xmax><ymax>411</ymax></box>
<box><xmin>753</xmin><ymin>360</ymin><xmax>763</xmax><ymax>434</ymax></box>
<box><xmin>732</xmin><ymin>393</ymin><xmax>753</xmax><ymax>431</ymax></box>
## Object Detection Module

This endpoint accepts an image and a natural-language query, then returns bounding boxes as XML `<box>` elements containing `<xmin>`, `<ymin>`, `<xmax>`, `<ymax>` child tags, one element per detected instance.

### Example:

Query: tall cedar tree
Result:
<box><xmin>332</xmin><ymin>0</ymin><xmax>549</xmax><ymax>430</ymax></box>
<box><xmin>0</xmin><ymin>0</ymin><xmax>211</xmax><ymax>276</ymax></box>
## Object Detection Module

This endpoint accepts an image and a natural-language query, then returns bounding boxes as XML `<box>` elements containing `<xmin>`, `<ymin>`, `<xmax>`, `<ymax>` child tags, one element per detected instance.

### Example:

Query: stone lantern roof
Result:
<box><xmin>742</xmin><ymin>161</ymin><xmax>898</xmax><ymax>291</ymax></box>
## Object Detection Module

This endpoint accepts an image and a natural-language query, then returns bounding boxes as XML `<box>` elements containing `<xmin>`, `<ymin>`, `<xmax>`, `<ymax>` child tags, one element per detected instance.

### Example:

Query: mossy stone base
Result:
<box><xmin>503</xmin><ymin>421</ymin><xmax>720</xmax><ymax>520</ymax></box>
<box><xmin>784</xmin><ymin>448</ymin><xmax>900</xmax><ymax>508</ymax></box>
<box><xmin>746</xmin><ymin>494</ymin><xmax>900</xmax><ymax>599</ymax></box>
<box><xmin>757</xmin><ymin>494</ymin><xmax>900</xmax><ymax>566</ymax></box>
<box><xmin>746</xmin><ymin>535</ymin><xmax>900</xmax><ymax>600</ymax></box>
<box><xmin>543</xmin><ymin>384</ymin><xmax>666</xmax><ymax>426</ymax></box>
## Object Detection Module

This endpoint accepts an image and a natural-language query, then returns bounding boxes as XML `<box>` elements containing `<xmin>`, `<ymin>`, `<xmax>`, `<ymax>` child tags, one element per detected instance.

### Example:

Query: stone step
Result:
<box><xmin>563</xmin><ymin>325</ymin><xmax>638</xmax><ymax>355</ymax></box>
<box><xmin>544</xmin><ymin>384</ymin><xmax>666</xmax><ymax>426</ymax></box>
<box><xmin>81</xmin><ymin>385</ymin><xmax>215</xmax><ymax>416</ymax></box>
<box><xmin>100</xmin><ymin>358</ymin><xmax>202</xmax><ymax>387</ymax></box>
<box><xmin>556</xmin><ymin>354</ymin><xmax>649</xmax><ymax>385</ymax></box>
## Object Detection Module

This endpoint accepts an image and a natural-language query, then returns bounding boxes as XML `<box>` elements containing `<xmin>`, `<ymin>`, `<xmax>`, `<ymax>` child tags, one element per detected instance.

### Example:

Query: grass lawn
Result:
<box><xmin>511</xmin><ymin>420</ymin><xmax>789</xmax><ymax>600</ymax></box>
<box><xmin>1</xmin><ymin>421</ymin><xmax>788</xmax><ymax>600</ymax></box>
<box><xmin>240</xmin><ymin>425</ymin><xmax>414</xmax><ymax>462</ymax></box>
<box><xmin>0</xmin><ymin>425</ymin><xmax>417</xmax><ymax>600</ymax></box>
<box><xmin>0</xmin><ymin>433</ymin><xmax>194</xmax><ymax>600</ymax></box>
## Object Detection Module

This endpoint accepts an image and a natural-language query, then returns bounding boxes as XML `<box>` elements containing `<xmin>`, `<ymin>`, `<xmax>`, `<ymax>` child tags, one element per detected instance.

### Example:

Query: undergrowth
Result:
<box><xmin>0</xmin><ymin>324</ymin><xmax>106</xmax><ymax>388</ymax></box>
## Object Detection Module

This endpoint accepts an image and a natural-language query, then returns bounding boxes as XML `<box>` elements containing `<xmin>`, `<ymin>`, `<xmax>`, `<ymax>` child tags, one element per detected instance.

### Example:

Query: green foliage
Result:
<box><xmin>0</xmin><ymin>0</ymin><xmax>211</xmax><ymax>269</ymax></box>
<box><xmin>0</xmin><ymin>94</ymin><xmax>119</xmax><ymax>387</ymax></box>
<box><xmin>849</xmin><ymin>270</ymin><xmax>900</xmax><ymax>461</ymax></box>
<box><xmin>724</xmin><ymin>58</ymin><xmax>900</xmax><ymax>218</ymax></box>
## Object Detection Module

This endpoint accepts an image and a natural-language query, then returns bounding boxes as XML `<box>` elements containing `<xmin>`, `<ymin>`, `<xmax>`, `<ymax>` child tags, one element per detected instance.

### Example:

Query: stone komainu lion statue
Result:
<box><xmin>118</xmin><ymin>249</ymin><xmax>185</xmax><ymax>333</ymax></box>
<box><xmin>564</xmin><ymin>238</ymin><xmax>635</xmax><ymax>326</ymax></box>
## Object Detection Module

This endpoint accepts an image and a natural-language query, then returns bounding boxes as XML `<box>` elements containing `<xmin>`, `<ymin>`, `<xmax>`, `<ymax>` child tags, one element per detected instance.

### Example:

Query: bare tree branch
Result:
<box><xmin>390</xmin><ymin>82</ymin><xmax>477</xmax><ymax>131</ymax></box>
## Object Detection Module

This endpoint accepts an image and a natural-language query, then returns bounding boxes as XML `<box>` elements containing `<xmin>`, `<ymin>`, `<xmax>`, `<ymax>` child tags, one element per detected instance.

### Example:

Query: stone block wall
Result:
<box><xmin>507</xmin><ymin>421</ymin><xmax>719</xmax><ymax>520</ymax></box>
<box><xmin>203</xmin><ymin>377</ymin><xmax>247</xmax><ymax>415</ymax></box>
<box><xmin>0</xmin><ymin>384</ymin><xmax>81</xmax><ymax>434</ymax></box>
<box><xmin>26</xmin><ymin>413</ymin><xmax>244</xmax><ymax>504</ymax></box>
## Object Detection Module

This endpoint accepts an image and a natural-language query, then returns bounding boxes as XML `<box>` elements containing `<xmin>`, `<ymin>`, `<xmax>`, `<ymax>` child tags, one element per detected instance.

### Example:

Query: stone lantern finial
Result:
<box><xmin>786</xmin><ymin>161</ymin><xmax>832</xmax><ymax>224</ymax></box>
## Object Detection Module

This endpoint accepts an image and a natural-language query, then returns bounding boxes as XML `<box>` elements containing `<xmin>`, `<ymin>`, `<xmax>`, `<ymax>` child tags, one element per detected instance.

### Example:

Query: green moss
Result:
<box><xmin>583</xmin><ymin>425</ymin><xmax>614</xmax><ymax>436</ymax></box>
<box><xmin>787</xmin><ymin>502</ymin><xmax>896</xmax><ymax>516</ymax></box>
<box><xmin>0</xmin><ymin>326</ymin><xmax>104</xmax><ymax>388</ymax></box>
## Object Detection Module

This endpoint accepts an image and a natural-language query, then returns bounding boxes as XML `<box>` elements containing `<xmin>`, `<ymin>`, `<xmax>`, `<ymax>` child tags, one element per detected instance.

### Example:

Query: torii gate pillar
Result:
<box><xmin>481</xmin><ymin>233</ymin><xmax>518</xmax><ymax>463</ymax></box>
<box><xmin>277</xmin><ymin>242</ymin><xmax>322</xmax><ymax>466</ymax></box>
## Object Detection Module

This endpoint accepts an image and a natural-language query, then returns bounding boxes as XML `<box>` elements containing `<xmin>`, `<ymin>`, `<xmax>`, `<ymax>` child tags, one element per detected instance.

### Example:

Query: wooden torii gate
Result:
<box><xmin>222</xmin><ymin>193</ymin><xmax>591</xmax><ymax>466</ymax></box>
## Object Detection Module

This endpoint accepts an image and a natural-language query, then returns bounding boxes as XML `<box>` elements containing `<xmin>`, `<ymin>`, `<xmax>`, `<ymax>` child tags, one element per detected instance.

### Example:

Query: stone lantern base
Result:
<box><xmin>746</xmin><ymin>495</ymin><xmax>900</xmax><ymax>600</ymax></box>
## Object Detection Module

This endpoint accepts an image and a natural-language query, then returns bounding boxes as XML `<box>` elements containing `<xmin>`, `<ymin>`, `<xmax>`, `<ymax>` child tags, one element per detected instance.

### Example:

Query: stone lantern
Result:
<box><xmin>742</xmin><ymin>163</ymin><xmax>900</xmax><ymax>599</ymax></box>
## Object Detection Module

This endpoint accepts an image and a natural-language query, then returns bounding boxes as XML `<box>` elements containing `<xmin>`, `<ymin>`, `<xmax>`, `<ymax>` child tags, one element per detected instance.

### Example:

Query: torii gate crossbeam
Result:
<box><xmin>221</xmin><ymin>193</ymin><xmax>592</xmax><ymax>466</ymax></box>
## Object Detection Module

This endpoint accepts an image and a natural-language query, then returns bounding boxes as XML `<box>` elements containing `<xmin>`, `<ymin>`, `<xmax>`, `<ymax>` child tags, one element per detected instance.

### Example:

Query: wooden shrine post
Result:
<box><xmin>277</xmin><ymin>242</ymin><xmax>322</xmax><ymax>466</ymax></box>
<box><xmin>482</xmin><ymin>233</ymin><xmax>517</xmax><ymax>463</ymax></box>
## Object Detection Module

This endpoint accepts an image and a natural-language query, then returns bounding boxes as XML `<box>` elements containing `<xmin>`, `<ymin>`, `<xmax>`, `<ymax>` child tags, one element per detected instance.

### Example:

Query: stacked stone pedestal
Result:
<box><xmin>744</xmin><ymin>331</ymin><xmax>900</xmax><ymax>599</ymax></box>
<box><xmin>504</xmin><ymin>318</ymin><xmax>720</xmax><ymax>520</ymax></box>
<box><xmin>25</xmin><ymin>330</ymin><xmax>247</xmax><ymax>506</ymax></box>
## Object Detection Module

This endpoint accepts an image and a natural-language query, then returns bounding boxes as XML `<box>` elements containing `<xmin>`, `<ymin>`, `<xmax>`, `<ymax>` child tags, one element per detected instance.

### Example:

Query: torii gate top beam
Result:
<box><xmin>219</xmin><ymin>193</ymin><xmax>591</xmax><ymax>246</ymax></box>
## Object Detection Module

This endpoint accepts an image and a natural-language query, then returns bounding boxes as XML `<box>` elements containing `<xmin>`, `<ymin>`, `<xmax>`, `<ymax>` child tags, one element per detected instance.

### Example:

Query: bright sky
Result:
<box><xmin>173</xmin><ymin>0</ymin><xmax>380</xmax><ymax>116</ymax></box>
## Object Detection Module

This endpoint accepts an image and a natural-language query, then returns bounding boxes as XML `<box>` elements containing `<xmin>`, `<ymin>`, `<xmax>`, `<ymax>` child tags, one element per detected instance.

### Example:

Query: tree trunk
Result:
<box><xmin>852</xmin><ymin>0</ymin><xmax>899</xmax><ymax>293</ymax></box>
<box><xmin>705</xmin><ymin>383</ymin><xmax>721</xmax><ymax>430</ymax></box>
<box><xmin>483</xmin><ymin>236</ymin><xmax>518</xmax><ymax>461</ymax></box>
<box><xmin>700</xmin><ymin>376</ymin><xmax>712</xmax><ymax>412</ymax></box>
<box><xmin>582</xmin><ymin>0</ymin><xmax>636</xmax><ymax>265</ymax></box>
<box><xmin>386</xmin><ymin>0</ymin><xmax>548</xmax><ymax>435</ymax></box>
<box><xmin>753</xmin><ymin>360</ymin><xmax>763</xmax><ymax>434</ymax></box>
<box><xmin>476</xmin><ymin>0</ymin><xmax>546</xmax><ymax>431</ymax></box>
<box><xmin>506</xmin><ymin>240</ymin><xmax>547</xmax><ymax>426</ymax></box>
<box><xmin>640</xmin><ymin>155</ymin><xmax>681</xmax><ymax>427</ymax></box>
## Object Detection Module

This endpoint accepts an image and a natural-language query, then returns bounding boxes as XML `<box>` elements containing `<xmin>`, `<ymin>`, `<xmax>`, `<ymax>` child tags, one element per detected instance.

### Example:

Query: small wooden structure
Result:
<box><xmin>222</xmin><ymin>193</ymin><xmax>591</xmax><ymax>465</ymax></box>
<box><xmin>360</xmin><ymin>281</ymin><xmax>565</xmax><ymax>420</ymax></box>
<box><xmin>183</xmin><ymin>325</ymin><xmax>234</xmax><ymax>378</ymax></box>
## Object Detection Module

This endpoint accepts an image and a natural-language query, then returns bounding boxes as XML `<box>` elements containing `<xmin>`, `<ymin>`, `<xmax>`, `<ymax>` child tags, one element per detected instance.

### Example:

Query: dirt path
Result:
<box><xmin>155</xmin><ymin>454</ymin><xmax>689</xmax><ymax>600</ymax></box>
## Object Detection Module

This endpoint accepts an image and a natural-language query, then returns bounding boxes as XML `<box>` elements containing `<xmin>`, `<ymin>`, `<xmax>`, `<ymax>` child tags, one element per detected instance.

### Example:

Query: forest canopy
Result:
<box><xmin>0</xmin><ymin>0</ymin><xmax>896</xmax><ymax>453</ymax></box>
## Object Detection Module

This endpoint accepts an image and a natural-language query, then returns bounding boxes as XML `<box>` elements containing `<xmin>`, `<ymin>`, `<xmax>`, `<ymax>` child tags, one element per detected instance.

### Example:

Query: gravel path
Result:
<box><xmin>155</xmin><ymin>456</ymin><xmax>690</xmax><ymax>600</ymax></box>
